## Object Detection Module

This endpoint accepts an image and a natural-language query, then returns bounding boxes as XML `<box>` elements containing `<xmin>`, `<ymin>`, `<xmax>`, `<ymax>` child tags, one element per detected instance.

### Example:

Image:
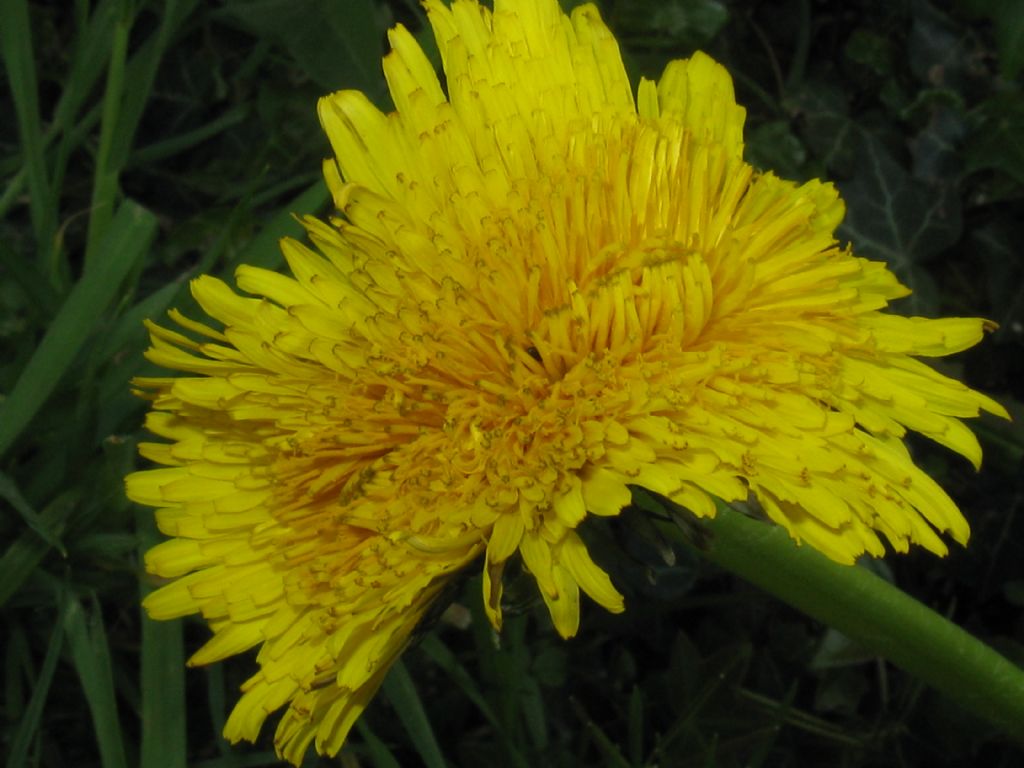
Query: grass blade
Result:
<box><xmin>107</xmin><ymin>0</ymin><xmax>202</xmax><ymax>174</ymax></box>
<box><xmin>127</xmin><ymin>107</ymin><xmax>249</xmax><ymax>167</ymax></box>
<box><xmin>51</xmin><ymin>0</ymin><xmax>120</xmax><ymax>138</ymax></box>
<box><xmin>224</xmin><ymin>180</ymin><xmax>329</xmax><ymax>272</ymax></box>
<box><xmin>658</xmin><ymin>499</ymin><xmax>1024</xmax><ymax>746</ymax></box>
<box><xmin>0</xmin><ymin>165</ymin><xmax>26</xmax><ymax>222</ymax></box>
<box><xmin>0</xmin><ymin>471</ymin><xmax>64</xmax><ymax>553</ymax></box>
<box><xmin>137</xmin><ymin>508</ymin><xmax>186</xmax><ymax>768</ymax></box>
<box><xmin>192</xmin><ymin>754</ymin><xmax>281</xmax><ymax>768</ymax></box>
<box><xmin>82</xmin><ymin>0</ymin><xmax>200</xmax><ymax>269</ymax></box>
<box><xmin>419</xmin><ymin>634</ymin><xmax>500</xmax><ymax>727</ymax></box>
<box><xmin>0</xmin><ymin>533</ymin><xmax>53</xmax><ymax>612</ymax></box>
<box><xmin>0</xmin><ymin>0</ymin><xmax>54</xmax><ymax>248</ymax></box>
<box><xmin>381</xmin><ymin>659</ymin><xmax>447</xmax><ymax>768</ymax></box>
<box><xmin>419</xmin><ymin>634</ymin><xmax>531</xmax><ymax>768</ymax></box>
<box><xmin>571</xmin><ymin>697</ymin><xmax>632</xmax><ymax>768</ymax></box>
<box><xmin>0</xmin><ymin>494</ymin><xmax>76</xmax><ymax>609</ymax></box>
<box><xmin>0</xmin><ymin>232</ymin><xmax>59</xmax><ymax>317</ymax></box>
<box><xmin>0</xmin><ymin>200</ymin><xmax>157</xmax><ymax>459</ymax></box>
<box><xmin>84</xmin><ymin>4</ymin><xmax>134</xmax><ymax>270</ymax></box>
<box><xmin>356</xmin><ymin>720</ymin><xmax>402</xmax><ymax>768</ymax></box>
<box><xmin>627</xmin><ymin>685</ymin><xmax>644</xmax><ymax>767</ymax></box>
<box><xmin>6</xmin><ymin>607</ymin><xmax>65</xmax><ymax>768</ymax></box>
<box><xmin>64</xmin><ymin>593</ymin><xmax>129</xmax><ymax>768</ymax></box>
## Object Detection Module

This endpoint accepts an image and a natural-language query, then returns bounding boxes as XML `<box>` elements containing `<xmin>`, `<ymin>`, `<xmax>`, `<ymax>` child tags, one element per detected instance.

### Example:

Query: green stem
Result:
<box><xmin>656</xmin><ymin>500</ymin><xmax>1024</xmax><ymax>741</ymax></box>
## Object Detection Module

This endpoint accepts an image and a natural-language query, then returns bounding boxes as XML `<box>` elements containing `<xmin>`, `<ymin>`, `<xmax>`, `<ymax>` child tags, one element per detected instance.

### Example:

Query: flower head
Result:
<box><xmin>127</xmin><ymin>0</ymin><xmax>1007</xmax><ymax>762</ymax></box>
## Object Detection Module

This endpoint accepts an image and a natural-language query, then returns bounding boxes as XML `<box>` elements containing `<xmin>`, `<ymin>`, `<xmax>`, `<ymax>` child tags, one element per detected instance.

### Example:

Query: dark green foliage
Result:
<box><xmin>1</xmin><ymin>0</ymin><xmax>1022</xmax><ymax>766</ymax></box>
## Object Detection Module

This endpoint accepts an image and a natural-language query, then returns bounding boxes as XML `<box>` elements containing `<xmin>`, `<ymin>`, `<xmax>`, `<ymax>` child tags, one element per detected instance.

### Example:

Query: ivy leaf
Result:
<box><xmin>973</xmin><ymin>215</ymin><xmax>1024</xmax><ymax>332</ymax></box>
<box><xmin>908</xmin><ymin>1</ymin><xmax>968</xmax><ymax>88</ymax></box>
<box><xmin>221</xmin><ymin>0</ymin><xmax>386</xmax><ymax>100</ymax></box>
<box><xmin>957</xmin><ymin>0</ymin><xmax>1024</xmax><ymax>79</ymax></box>
<box><xmin>790</xmin><ymin>81</ymin><xmax>858</xmax><ymax>178</ymax></box>
<box><xmin>837</xmin><ymin>135</ymin><xmax>962</xmax><ymax>313</ymax></box>
<box><xmin>991</xmin><ymin>3</ymin><xmax>1024</xmax><ymax>79</ymax></box>
<box><xmin>746</xmin><ymin>120</ymin><xmax>808</xmax><ymax>179</ymax></box>
<box><xmin>911</xmin><ymin>107</ymin><xmax>965</xmax><ymax>181</ymax></box>
<box><xmin>966</xmin><ymin>94</ymin><xmax>1024</xmax><ymax>188</ymax></box>
<box><xmin>611</xmin><ymin>0</ymin><xmax>728</xmax><ymax>51</ymax></box>
<box><xmin>843</xmin><ymin>27</ymin><xmax>896</xmax><ymax>80</ymax></box>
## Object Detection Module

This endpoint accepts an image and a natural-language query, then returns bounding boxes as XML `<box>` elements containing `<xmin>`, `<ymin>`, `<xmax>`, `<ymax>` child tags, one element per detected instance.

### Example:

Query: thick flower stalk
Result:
<box><xmin>126</xmin><ymin>0</ymin><xmax>1006</xmax><ymax>762</ymax></box>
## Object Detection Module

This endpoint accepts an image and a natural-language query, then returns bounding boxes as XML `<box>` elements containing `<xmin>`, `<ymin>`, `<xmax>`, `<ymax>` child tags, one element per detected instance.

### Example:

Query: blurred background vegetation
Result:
<box><xmin>1</xmin><ymin>0</ymin><xmax>1023</xmax><ymax>765</ymax></box>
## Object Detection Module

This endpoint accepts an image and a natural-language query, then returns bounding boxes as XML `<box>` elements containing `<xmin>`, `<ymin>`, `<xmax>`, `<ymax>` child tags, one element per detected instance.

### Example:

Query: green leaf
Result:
<box><xmin>843</xmin><ymin>28</ymin><xmax>895</xmax><ymax>79</ymax></box>
<box><xmin>419</xmin><ymin>634</ymin><xmax>502</xmax><ymax>729</ymax></box>
<box><xmin>657</xmin><ymin>643</ymin><xmax>752</xmax><ymax>754</ymax></box>
<box><xmin>972</xmin><ymin>215</ymin><xmax>1024</xmax><ymax>330</ymax></box>
<box><xmin>957</xmin><ymin>0</ymin><xmax>1024</xmax><ymax>78</ymax></box>
<box><xmin>0</xmin><ymin>237</ymin><xmax>59</xmax><ymax>319</ymax></box>
<box><xmin>191</xmin><ymin>753</ymin><xmax>281</xmax><ymax>768</ymax></box>
<box><xmin>909</xmin><ymin>107</ymin><xmax>965</xmax><ymax>182</ymax></box>
<box><xmin>0</xmin><ymin>493</ymin><xmax>76</xmax><ymax>609</ymax></box>
<box><xmin>519</xmin><ymin>675</ymin><xmax>547</xmax><ymax>750</ymax></box>
<box><xmin>223</xmin><ymin>180</ymin><xmax>329</xmax><ymax>272</ymax></box>
<box><xmin>84</xmin><ymin>0</ymin><xmax>202</xmax><ymax>270</ymax></box>
<box><xmin>204</xmin><ymin>664</ymin><xmax>236</xmax><ymax>759</ymax></box>
<box><xmin>571</xmin><ymin>698</ymin><xmax>632</xmax><ymax>768</ymax></box>
<box><xmin>0</xmin><ymin>200</ymin><xmax>158</xmax><ymax>459</ymax></box>
<box><xmin>837</xmin><ymin>135</ymin><xmax>960</xmax><ymax>312</ymax></box>
<box><xmin>991</xmin><ymin>2</ymin><xmax>1024</xmax><ymax>79</ymax></box>
<box><xmin>746</xmin><ymin>120</ymin><xmax>808</xmax><ymax>179</ymax></box>
<box><xmin>0</xmin><ymin>470</ymin><xmax>64</xmax><ymax>553</ymax></box>
<box><xmin>84</xmin><ymin>6</ymin><xmax>134</xmax><ymax>271</ymax></box>
<box><xmin>1004</xmin><ymin>580</ymin><xmax>1024</xmax><ymax>607</ymax></box>
<box><xmin>908</xmin><ymin>2</ymin><xmax>968</xmax><ymax>88</ymax></box>
<box><xmin>137</xmin><ymin>508</ymin><xmax>186</xmax><ymax>768</ymax></box>
<box><xmin>789</xmin><ymin>81</ymin><xmax>857</xmax><ymax>177</ymax></box>
<box><xmin>530</xmin><ymin>644</ymin><xmax>567</xmax><ymax>689</ymax></box>
<box><xmin>419</xmin><ymin>633</ymin><xmax>531</xmax><ymax>768</ymax></box>
<box><xmin>382</xmin><ymin>659</ymin><xmax>448</xmax><ymax>768</ymax></box>
<box><xmin>656</xmin><ymin>499</ymin><xmax>1024</xmax><ymax>746</ymax></box>
<box><xmin>127</xmin><ymin>107</ymin><xmax>249</xmax><ymax>168</ymax></box>
<box><xmin>627</xmin><ymin>685</ymin><xmax>644</xmax><ymax>767</ymax></box>
<box><xmin>107</xmin><ymin>0</ymin><xmax>202</xmax><ymax>174</ymax></box>
<box><xmin>94</xmin><ymin>281</ymin><xmax>184</xmax><ymax>439</ymax></box>
<box><xmin>810</xmin><ymin>628</ymin><xmax>877</xmax><ymax>669</ymax></box>
<box><xmin>612</xmin><ymin>0</ymin><xmax>728</xmax><ymax>52</ymax></box>
<box><xmin>64</xmin><ymin>594</ymin><xmax>129</xmax><ymax>768</ymax></box>
<box><xmin>0</xmin><ymin>0</ymin><xmax>55</xmax><ymax>249</ymax></box>
<box><xmin>356</xmin><ymin>720</ymin><xmax>403</xmax><ymax>768</ymax></box>
<box><xmin>5</xmin><ymin>613</ymin><xmax>64</xmax><ymax>768</ymax></box>
<box><xmin>220</xmin><ymin>0</ymin><xmax>387</xmax><ymax>99</ymax></box>
<box><xmin>966</xmin><ymin>94</ymin><xmax>1024</xmax><ymax>187</ymax></box>
<box><xmin>813</xmin><ymin>667</ymin><xmax>870</xmax><ymax>716</ymax></box>
<box><xmin>50</xmin><ymin>0</ymin><xmax>121</xmax><ymax>138</ymax></box>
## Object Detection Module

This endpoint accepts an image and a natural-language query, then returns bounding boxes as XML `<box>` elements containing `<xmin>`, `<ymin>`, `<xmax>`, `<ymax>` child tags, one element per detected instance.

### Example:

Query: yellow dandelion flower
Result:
<box><xmin>127</xmin><ymin>0</ymin><xmax>1007</xmax><ymax>762</ymax></box>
